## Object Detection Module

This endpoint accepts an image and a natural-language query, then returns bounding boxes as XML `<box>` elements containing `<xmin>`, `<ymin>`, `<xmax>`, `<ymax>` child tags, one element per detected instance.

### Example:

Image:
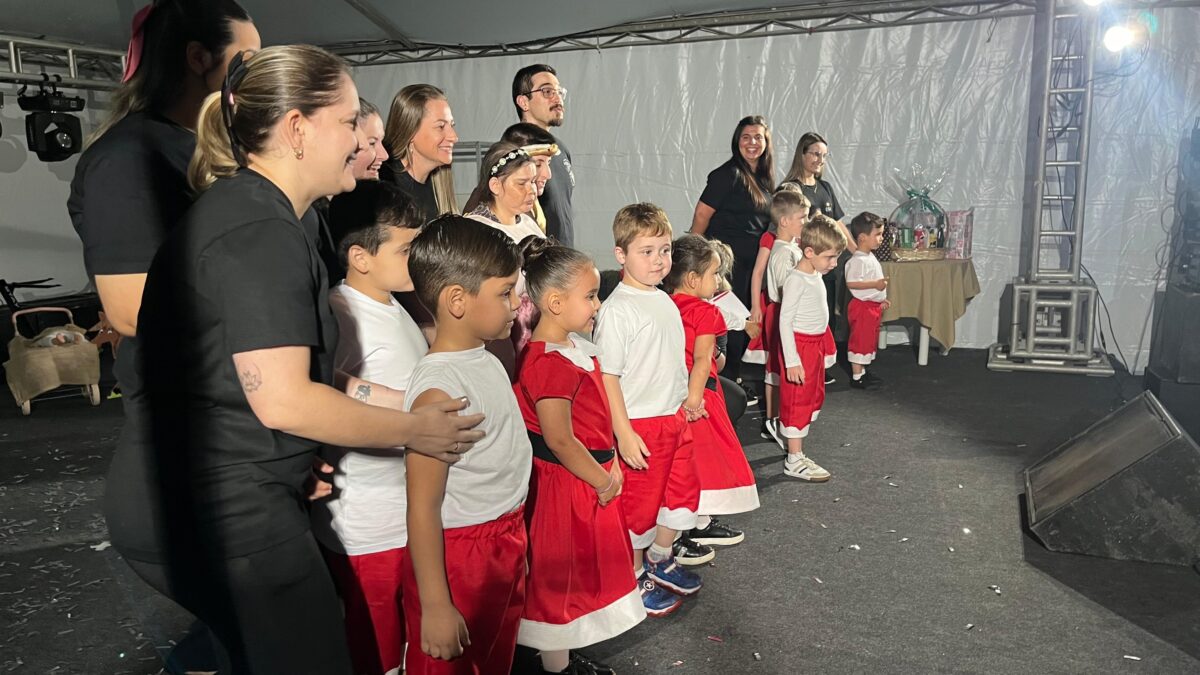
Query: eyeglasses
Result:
<box><xmin>523</xmin><ymin>85</ymin><xmax>567</xmax><ymax>101</ymax></box>
<box><xmin>806</xmin><ymin>151</ymin><xmax>831</xmax><ymax>161</ymax></box>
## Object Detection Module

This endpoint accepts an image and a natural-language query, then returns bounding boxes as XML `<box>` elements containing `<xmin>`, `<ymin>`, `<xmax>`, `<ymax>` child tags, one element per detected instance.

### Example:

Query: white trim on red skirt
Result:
<box><xmin>517</xmin><ymin>587</ymin><xmax>646</xmax><ymax>651</ymax></box>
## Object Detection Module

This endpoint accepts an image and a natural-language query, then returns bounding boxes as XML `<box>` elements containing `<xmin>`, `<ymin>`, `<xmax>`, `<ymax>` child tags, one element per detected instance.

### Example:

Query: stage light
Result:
<box><xmin>16</xmin><ymin>75</ymin><xmax>85</xmax><ymax>163</ymax></box>
<box><xmin>1082</xmin><ymin>0</ymin><xmax>1103</xmax><ymax>6</ymax></box>
<box><xmin>1103</xmin><ymin>24</ymin><xmax>1136</xmax><ymax>52</ymax></box>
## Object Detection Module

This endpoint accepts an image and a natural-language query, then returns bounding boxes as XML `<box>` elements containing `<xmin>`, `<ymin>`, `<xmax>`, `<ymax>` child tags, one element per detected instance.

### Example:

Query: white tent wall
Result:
<box><xmin>1079</xmin><ymin>8</ymin><xmax>1199</xmax><ymax>375</ymax></box>
<box><xmin>352</xmin><ymin>8</ymin><xmax>1197</xmax><ymax>371</ymax></box>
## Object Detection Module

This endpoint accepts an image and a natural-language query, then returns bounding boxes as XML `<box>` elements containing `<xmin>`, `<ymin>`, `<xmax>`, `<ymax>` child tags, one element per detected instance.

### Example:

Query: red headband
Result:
<box><xmin>121</xmin><ymin>4</ymin><xmax>155</xmax><ymax>83</ymax></box>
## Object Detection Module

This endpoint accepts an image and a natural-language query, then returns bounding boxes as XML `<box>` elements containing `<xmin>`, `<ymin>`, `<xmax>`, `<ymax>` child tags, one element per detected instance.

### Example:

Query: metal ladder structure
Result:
<box><xmin>988</xmin><ymin>0</ymin><xmax>1114</xmax><ymax>376</ymax></box>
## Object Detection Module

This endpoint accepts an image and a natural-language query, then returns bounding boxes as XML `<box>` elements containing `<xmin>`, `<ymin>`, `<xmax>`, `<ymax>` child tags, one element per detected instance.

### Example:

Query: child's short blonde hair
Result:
<box><xmin>708</xmin><ymin>239</ymin><xmax>735</xmax><ymax>294</ymax></box>
<box><xmin>770</xmin><ymin>188</ymin><xmax>810</xmax><ymax>226</ymax></box>
<box><xmin>613</xmin><ymin>203</ymin><xmax>673</xmax><ymax>250</ymax></box>
<box><xmin>800</xmin><ymin>214</ymin><xmax>847</xmax><ymax>254</ymax></box>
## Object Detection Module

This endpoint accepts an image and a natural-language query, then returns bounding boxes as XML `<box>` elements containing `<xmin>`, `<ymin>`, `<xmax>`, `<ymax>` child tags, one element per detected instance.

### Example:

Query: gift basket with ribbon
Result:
<box><xmin>887</xmin><ymin>164</ymin><xmax>949</xmax><ymax>261</ymax></box>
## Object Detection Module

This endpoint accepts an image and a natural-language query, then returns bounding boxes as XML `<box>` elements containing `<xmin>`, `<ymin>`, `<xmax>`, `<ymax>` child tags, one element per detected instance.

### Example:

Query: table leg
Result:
<box><xmin>918</xmin><ymin>326</ymin><xmax>930</xmax><ymax>366</ymax></box>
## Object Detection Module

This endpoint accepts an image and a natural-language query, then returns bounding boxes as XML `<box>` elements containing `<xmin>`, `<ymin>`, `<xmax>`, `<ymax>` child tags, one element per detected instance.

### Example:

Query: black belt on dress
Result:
<box><xmin>528</xmin><ymin>431</ymin><xmax>615</xmax><ymax>465</ymax></box>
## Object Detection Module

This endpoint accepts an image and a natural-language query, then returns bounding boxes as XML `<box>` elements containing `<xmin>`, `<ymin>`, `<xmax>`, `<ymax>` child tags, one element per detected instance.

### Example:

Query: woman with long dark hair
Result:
<box><xmin>67</xmin><ymin>0</ymin><xmax>259</xmax><ymax>605</ymax></box>
<box><xmin>690</xmin><ymin>115</ymin><xmax>776</xmax><ymax>388</ymax></box>
<box><xmin>136</xmin><ymin>45</ymin><xmax>485</xmax><ymax>672</ymax></box>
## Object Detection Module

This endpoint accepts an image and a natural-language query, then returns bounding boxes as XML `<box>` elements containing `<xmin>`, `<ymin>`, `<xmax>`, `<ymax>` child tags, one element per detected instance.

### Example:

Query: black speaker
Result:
<box><xmin>1149</xmin><ymin>283</ymin><xmax>1200</xmax><ymax>383</ymax></box>
<box><xmin>1025</xmin><ymin>392</ymin><xmax>1200</xmax><ymax>566</ymax></box>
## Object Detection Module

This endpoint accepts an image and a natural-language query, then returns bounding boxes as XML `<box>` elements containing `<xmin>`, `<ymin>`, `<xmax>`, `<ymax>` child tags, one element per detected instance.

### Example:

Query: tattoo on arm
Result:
<box><xmin>239</xmin><ymin>365</ymin><xmax>263</xmax><ymax>393</ymax></box>
<box><xmin>354</xmin><ymin>384</ymin><xmax>372</xmax><ymax>402</ymax></box>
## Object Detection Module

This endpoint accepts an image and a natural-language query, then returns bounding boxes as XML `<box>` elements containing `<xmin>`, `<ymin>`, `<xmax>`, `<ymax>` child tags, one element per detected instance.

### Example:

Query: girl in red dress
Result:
<box><xmin>665</xmin><ymin>235</ymin><xmax>760</xmax><ymax>551</ymax></box>
<box><xmin>514</xmin><ymin>237</ymin><xmax>647</xmax><ymax>675</ymax></box>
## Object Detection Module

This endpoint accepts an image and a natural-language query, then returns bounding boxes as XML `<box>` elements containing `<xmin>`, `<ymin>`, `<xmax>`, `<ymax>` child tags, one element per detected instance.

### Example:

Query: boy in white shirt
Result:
<box><xmin>762</xmin><ymin>189</ymin><xmax>811</xmax><ymax>447</ymax></box>
<box><xmin>778</xmin><ymin>215</ymin><xmax>846</xmax><ymax>482</ymax></box>
<box><xmin>310</xmin><ymin>181</ymin><xmax>428</xmax><ymax>675</ymax></box>
<box><xmin>402</xmin><ymin>216</ymin><xmax>532</xmax><ymax>675</ymax></box>
<box><xmin>844</xmin><ymin>212</ymin><xmax>892</xmax><ymax>389</ymax></box>
<box><xmin>594</xmin><ymin>203</ymin><xmax>703</xmax><ymax>615</ymax></box>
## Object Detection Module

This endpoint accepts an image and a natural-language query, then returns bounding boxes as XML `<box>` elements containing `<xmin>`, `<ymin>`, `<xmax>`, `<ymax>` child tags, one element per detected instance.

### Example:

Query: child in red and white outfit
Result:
<box><xmin>311</xmin><ymin>182</ymin><xmax>427</xmax><ymax>675</ymax></box>
<box><xmin>402</xmin><ymin>217</ymin><xmax>532</xmax><ymax>675</ymax></box>
<box><xmin>778</xmin><ymin>215</ymin><xmax>847</xmax><ymax>482</ymax></box>
<box><xmin>667</xmin><ymin>235</ymin><xmax>760</xmax><ymax>552</ymax></box>
<box><xmin>515</xmin><ymin>238</ymin><xmax>645</xmax><ymax>675</ymax></box>
<box><xmin>762</xmin><ymin>189</ymin><xmax>811</xmax><ymax>448</ymax></box>
<box><xmin>844</xmin><ymin>212</ymin><xmax>891</xmax><ymax>389</ymax></box>
<box><xmin>594</xmin><ymin>203</ymin><xmax>704</xmax><ymax>615</ymax></box>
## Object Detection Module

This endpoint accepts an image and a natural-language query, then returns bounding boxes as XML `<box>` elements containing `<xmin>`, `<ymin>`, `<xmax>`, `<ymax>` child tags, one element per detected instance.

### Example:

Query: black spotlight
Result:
<box><xmin>18</xmin><ymin>75</ymin><xmax>85</xmax><ymax>163</ymax></box>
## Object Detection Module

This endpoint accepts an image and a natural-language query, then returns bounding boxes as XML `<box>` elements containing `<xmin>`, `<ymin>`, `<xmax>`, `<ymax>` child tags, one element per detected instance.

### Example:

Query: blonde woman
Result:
<box><xmin>136</xmin><ymin>46</ymin><xmax>484</xmax><ymax>672</ymax></box>
<box><xmin>380</xmin><ymin>83</ymin><xmax>459</xmax><ymax>222</ymax></box>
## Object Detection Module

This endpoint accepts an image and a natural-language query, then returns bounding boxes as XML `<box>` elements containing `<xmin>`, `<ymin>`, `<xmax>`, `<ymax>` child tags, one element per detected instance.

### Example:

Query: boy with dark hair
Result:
<box><xmin>402</xmin><ymin>216</ymin><xmax>533</xmax><ymax>674</ymax></box>
<box><xmin>844</xmin><ymin>212</ymin><xmax>891</xmax><ymax>389</ymax></box>
<box><xmin>312</xmin><ymin>181</ymin><xmax>427</xmax><ymax>675</ymax></box>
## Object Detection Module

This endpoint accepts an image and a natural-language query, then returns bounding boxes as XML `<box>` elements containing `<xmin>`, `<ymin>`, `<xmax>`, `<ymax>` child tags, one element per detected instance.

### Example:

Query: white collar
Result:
<box><xmin>544</xmin><ymin>333</ymin><xmax>602</xmax><ymax>371</ymax></box>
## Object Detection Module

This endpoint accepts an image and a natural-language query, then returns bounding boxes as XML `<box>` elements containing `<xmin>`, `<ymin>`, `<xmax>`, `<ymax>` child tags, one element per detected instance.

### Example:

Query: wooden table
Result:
<box><xmin>875</xmin><ymin>258</ymin><xmax>981</xmax><ymax>365</ymax></box>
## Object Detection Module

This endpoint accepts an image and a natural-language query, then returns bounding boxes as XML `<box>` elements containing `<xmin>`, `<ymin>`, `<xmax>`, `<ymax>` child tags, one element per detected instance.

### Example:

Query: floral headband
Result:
<box><xmin>490</xmin><ymin>148</ymin><xmax>531</xmax><ymax>176</ymax></box>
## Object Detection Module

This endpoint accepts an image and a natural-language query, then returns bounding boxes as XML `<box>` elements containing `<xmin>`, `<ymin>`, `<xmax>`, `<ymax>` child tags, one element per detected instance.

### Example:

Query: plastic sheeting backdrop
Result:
<box><xmin>351</xmin><ymin>10</ymin><xmax>1200</xmax><ymax>372</ymax></box>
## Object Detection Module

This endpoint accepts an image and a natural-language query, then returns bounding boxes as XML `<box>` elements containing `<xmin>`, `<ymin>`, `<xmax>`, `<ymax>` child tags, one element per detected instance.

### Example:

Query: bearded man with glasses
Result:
<box><xmin>512</xmin><ymin>64</ymin><xmax>577</xmax><ymax>247</ymax></box>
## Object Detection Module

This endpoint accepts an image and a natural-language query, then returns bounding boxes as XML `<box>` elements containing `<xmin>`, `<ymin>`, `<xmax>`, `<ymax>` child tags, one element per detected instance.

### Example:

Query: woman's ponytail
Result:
<box><xmin>188</xmin><ymin>91</ymin><xmax>239</xmax><ymax>192</ymax></box>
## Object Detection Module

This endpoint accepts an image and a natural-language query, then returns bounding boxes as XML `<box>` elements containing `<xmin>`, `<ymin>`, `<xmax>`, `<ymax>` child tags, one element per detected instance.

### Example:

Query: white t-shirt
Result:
<box><xmin>593</xmin><ymin>282</ymin><xmax>688</xmax><ymax>419</ymax></box>
<box><xmin>846</xmin><ymin>251</ymin><xmax>887</xmax><ymax>302</ymax></box>
<box><xmin>467</xmin><ymin>212</ymin><xmax>544</xmax><ymax>243</ymax></box>
<box><xmin>311</xmin><ymin>283</ymin><xmax>429</xmax><ymax>555</ymax></box>
<box><xmin>766</xmin><ymin>239</ymin><xmax>803</xmax><ymax>303</ymax></box>
<box><xmin>712</xmin><ymin>290</ymin><xmax>750</xmax><ymax>331</ymax></box>
<box><xmin>779</xmin><ymin>269</ymin><xmax>829</xmax><ymax>368</ymax></box>
<box><xmin>403</xmin><ymin>346</ymin><xmax>531</xmax><ymax>529</ymax></box>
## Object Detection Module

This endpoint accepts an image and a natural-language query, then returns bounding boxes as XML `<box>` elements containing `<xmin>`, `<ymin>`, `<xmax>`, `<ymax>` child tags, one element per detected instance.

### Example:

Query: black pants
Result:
<box><xmin>125</xmin><ymin>532</ymin><xmax>352</xmax><ymax>675</ymax></box>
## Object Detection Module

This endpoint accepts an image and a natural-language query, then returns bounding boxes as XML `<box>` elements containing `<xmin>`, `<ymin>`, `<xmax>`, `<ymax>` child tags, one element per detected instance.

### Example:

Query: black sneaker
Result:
<box><xmin>863</xmin><ymin>370</ymin><xmax>884</xmax><ymax>386</ymax></box>
<box><xmin>557</xmin><ymin>651</ymin><xmax>614</xmax><ymax>675</ymax></box>
<box><xmin>741</xmin><ymin>383</ymin><xmax>760</xmax><ymax>407</ymax></box>
<box><xmin>850</xmin><ymin>375</ymin><xmax>868</xmax><ymax>389</ymax></box>
<box><xmin>759</xmin><ymin>419</ymin><xmax>772</xmax><ymax>439</ymax></box>
<box><xmin>688</xmin><ymin>518</ymin><xmax>744</xmax><ymax>546</ymax></box>
<box><xmin>672</xmin><ymin>536</ymin><xmax>715</xmax><ymax>565</ymax></box>
<box><xmin>824</xmin><ymin>371</ymin><xmax>837</xmax><ymax>385</ymax></box>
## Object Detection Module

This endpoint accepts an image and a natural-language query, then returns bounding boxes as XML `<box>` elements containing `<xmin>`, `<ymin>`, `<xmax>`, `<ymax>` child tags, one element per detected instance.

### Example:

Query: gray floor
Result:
<box><xmin>3</xmin><ymin>348</ymin><xmax>1200</xmax><ymax>674</ymax></box>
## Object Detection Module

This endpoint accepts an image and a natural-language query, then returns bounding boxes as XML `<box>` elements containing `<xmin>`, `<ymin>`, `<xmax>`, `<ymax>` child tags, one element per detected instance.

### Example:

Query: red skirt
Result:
<box><xmin>743</xmin><ymin>291</ymin><xmax>771</xmax><ymax>365</ymax></box>
<box><xmin>518</xmin><ymin>458</ymin><xmax>645</xmax><ymax>650</ymax></box>
<box><xmin>693</xmin><ymin>383</ymin><xmax>760</xmax><ymax>515</ymax></box>
<box><xmin>848</xmin><ymin>298</ymin><xmax>883</xmax><ymax>365</ymax></box>
<box><xmin>823</xmin><ymin>326</ymin><xmax>838</xmax><ymax>369</ymax></box>
<box><xmin>402</xmin><ymin>508</ymin><xmax>527</xmax><ymax>675</ymax></box>
<box><xmin>764</xmin><ymin>301</ymin><xmax>783</xmax><ymax>385</ymax></box>
<box><xmin>779</xmin><ymin>332</ymin><xmax>827</xmax><ymax>439</ymax></box>
<box><xmin>621</xmin><ymin>410</ymin><xmax>699</xmax><ymax>549</ymax></box>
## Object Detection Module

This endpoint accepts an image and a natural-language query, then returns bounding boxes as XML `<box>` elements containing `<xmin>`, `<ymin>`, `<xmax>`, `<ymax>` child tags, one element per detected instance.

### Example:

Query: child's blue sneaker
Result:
<box><xmin>646</xmin><ymin>557</ymin><xmax>703</xmax><ymax>596</ymax></box>
<box><xmin>638</xmin><ymin>572</ymin><xmax>682</xmax><ymax>617</ymax></box>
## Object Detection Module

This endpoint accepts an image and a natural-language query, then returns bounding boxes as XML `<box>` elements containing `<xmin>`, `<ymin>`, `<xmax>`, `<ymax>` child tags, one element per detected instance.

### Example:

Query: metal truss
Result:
<box><xmin>331</xmin><ymin>0</ymin><xmax>1041</xmax><ymax>65</ymax></box>
<box><xmin>1</xmin><ymin>34</ymin><xmax>125</xmax><ymax>91</ymax></box>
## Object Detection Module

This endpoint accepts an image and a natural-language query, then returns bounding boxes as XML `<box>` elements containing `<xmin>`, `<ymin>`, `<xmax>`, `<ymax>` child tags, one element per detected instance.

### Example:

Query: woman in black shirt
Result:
<box><xmin>781</xmin><ymin>132</ymin><xmax>856</xmax><ymax>372</ymax></box>
<box><xmin>138</xmin><ymin>46</ymin><xmax>484</xmax><ymax>673</ymax></box>
<box><xmin>690</xmin><ymin>115</ymin><xmax>776</xmax><ymax>383</ymax></box>
<box><xmin>67</xmin><ymin>0</ymin><xmax>259</xmax><ymax>602</ymax></box>
<box><xmin>379</xmin><ymin>83</ymin><xmax>460</xmax><ymax>223</ymax></box>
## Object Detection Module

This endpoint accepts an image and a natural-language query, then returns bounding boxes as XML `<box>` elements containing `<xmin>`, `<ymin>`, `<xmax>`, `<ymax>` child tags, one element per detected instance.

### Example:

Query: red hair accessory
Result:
<box><xmin>121</xmin><ymin>4</ymin><xmax>155</xmax><ymax>83</ymax></box>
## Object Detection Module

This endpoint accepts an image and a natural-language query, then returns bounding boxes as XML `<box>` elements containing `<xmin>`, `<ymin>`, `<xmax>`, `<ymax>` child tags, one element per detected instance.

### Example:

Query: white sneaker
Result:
<box><xmin>766</xmin><ymin>417</ymin><xmax>787</xmax><ymax>450</ymax></box>
<box><xmin>783</xmin><ymin>454</ymin><xmax>831</xmax><ymax>482</ymax></box>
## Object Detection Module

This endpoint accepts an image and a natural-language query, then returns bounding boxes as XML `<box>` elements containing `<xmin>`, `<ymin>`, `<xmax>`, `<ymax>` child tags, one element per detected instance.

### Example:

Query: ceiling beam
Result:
<box><xmin>340</xmin><ymin>0</ymin><xmax>417</xmax><ymax>50</ymax></box>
